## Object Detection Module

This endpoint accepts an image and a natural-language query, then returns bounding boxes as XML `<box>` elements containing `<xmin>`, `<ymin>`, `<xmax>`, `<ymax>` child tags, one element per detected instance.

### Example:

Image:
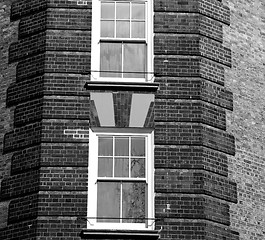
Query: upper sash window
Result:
<box><xmin>91</xmin><ymin>0</ymin><xmax>153</xmax><ymax>82</ymax></box>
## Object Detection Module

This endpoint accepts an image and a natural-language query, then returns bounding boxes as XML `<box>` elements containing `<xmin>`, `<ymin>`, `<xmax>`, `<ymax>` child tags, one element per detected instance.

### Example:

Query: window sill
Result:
<box><xmin>84</xmin><ymin>81</ymin><xmax>159</xmax><ymax>92</ymax></box>
<box><xmin>80</xmin><ymin>229</ymin><xmax>160</xmax><ymax>239</ymax></box>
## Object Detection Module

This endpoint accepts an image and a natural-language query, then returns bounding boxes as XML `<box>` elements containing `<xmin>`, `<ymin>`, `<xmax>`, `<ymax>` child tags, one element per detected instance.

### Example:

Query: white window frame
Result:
<box><xmin>91</xmin><ymin>0</ymin><xmax>154</xmax><ymax>82</ymax></box>
<box><xmin>87</xmin><ymin>129</ymin><xmax>154</xmax><ymax>230</ymax></box>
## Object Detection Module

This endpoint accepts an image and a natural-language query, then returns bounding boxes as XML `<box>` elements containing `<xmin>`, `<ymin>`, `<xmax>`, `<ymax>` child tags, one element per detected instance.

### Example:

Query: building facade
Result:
<box><xmin>0</xmin><ymin>0</ymin><xmax>264</xmax><ymax>239</ymax></box>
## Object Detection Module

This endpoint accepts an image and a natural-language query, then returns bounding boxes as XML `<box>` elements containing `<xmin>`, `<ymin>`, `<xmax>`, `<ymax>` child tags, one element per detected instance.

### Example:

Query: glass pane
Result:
<box><xmin>132</xmin><ymin>21</ymin><xmax>145</xmax><ymax>38</ymax></box>
<box><xmin>101</xmin><ymin>2</ymin><xmax>115</xmax><ymax>19</ymax></box>
<box><xmin>132</xmin><ymin>3</ymin><xmax>145</xmax><ymax>20</ymax></box>
<box><xmin>123</xmin><ymin>44</ymin><xmax>146</xmax><ymax>78</ymax></box>
<box><xmin>115</xmin><ymin>137</ymin><xmax>129</xmax><ymax>156</ymax></box>
<box><xmin>101</xmin><ymin>20</ymin><xmax>114</xmax><ymax>37</ymax></box>
<box><xmin>122</xmin><ymin>182</ymin><xmax>146</xmax><ymax>223</ymax></box>
<box><xmin>116</xmin><ymin>2</ymin><xmax>130</xmax><ymax>19</ymax></box>
<box><xmin>98</xmin><ymin>157</ymin><xmax>113</xmax><ymax>177</ymax></box>
<box><xmin>97</xmin><ymin>182</ymin><xmax>120</xmax><ymax>222</ymax></box>
<box><xmin>131</xmin><ymin>137</ymin><xmax>145</xmax><ymax>156</ymax></box>
<box><xmin>100</xmin><ymin>43</ymin><xmax>122</xmax><ymax>77</ymax></box>
<box><xmin>98</xmin><ymin>137</ymin><xmax>113</xmax><ymax>156</ymax></box>
<box><xmin>131</xmin><ymin>158</ymin><xmax>145</xmax><ymax>178</ymax></box>
<box><xmin>116</xmin><ymin>21</ymin><xmax>130</xmax><ymax>38</ymax></box>
<box><xmin>114</xmin><ymin>158</ymin><xmax>129</xmax><ymax>177</ymax></box>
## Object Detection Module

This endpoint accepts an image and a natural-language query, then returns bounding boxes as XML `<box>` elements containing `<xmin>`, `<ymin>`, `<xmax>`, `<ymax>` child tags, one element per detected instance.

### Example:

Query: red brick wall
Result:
<box><xmin>2</xmin><ymin>0</ymin><xmax>262</xmax><ymax>239</ymax></box>
<box><xmin>0</xmin><ymin>0</ymin><xmax>18</xmax><ymax>229</ymax></box>
<box><xmin>223</xmin><ymin>0</ymin><xmax>265</xmax><ymax>239</ymax></box>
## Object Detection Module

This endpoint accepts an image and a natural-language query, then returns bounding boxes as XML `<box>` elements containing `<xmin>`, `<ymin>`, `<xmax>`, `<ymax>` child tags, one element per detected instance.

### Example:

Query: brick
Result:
<box><xmin>156</xmin><ymin>77</ymin><xmax>233</xmax><ymax>110</ymax></box>
<box><xmin>0</xmin><ymin>219</ymin><xmax>38</xmax><ymax>240</ymax></box>
<box><xmin>14</xmin><ymin>98</ymin><xmax>43</xmax><ymax>127</ymax></box>
<box><xmin>154</xmin><ymin>146</ymin><xmax>228</xmax><ymax>177</ymax></box>
<box><xmin>18</xmin><ymin>8</ymin><xmax>91</xmax><ymax>38</ymax></box>
<box><xmin>154</xmin><ymin>13</ymin><xmax>223</xmax><ymax>42</ymax></box>
<box><xmin>42</xmin><ymin>119</ymin><xmax>90</xmax><ymax>143</ymax></box>
<box><xmin>154</xmin><ymin>0</ymin><xmax>230</xmax><ymax>25</ymax></box>
<box><xmin>155</xmin><ymin>100</ymin><xmax>226</xmax><ymax>130</ymax></box>
<box><xmin>154</xmin><ymin>35</ymin><xmax>231</xmax><ymax>67</ymax></box>
<box><xmin>8</xmin><ymin>194</ymin><xmax>38</xmax><ymax>223</ymax></box>
<box><xmin>46</xmin><ymin>8</ymin><xmax>92</xmax><ymax>30</ymax></box>
<box><xmin>11</xmin><ymin>0</ymin><xmax>91</xmax><ymax>21</ymax></box>
<box><xmin>154</xmin><ymin>57</ymin><xmax>225</xmax><ymax>86</ymax></box>
<box><xmin>155</xmin><ymin>123</ymin><xmax>235</xmax><ymax>155</ymax></box>
<box><xmin>156</xmin><ymin>221</ymin><xmax>239</xmax><ymax>240</ymax></box>
<box><xmin>3</xmin><ymin>122</ymin><xmax>42</xmax><ymax>153</ymax></box>
<box><xmin>6</xmin><ymin>74</ymin><xmax>89</xmax><ymax>107</ymax></box>
<box><xmin>0</xmin><ymin>170</ymin><xmax>40</xmax><ymax>200</ymax></box>
<box><xmin>11</xmin><ymin>146</ymin><xmax>41</xmax><ymax>174</ymax></box>
<box><xmin>14</xmin><ymin>96</ymin><xmax>90</xmax><ymax>126</ymax></box>
<box><xmin>46</xmin><ymin>29</ymin><xmax>91</xmax><ymax>52</ymax></box>
<box><xmin>37</xmin><ymin>216</ymin><xmax>86</xmax><ymax>239</ymax></box>
<box><xmin>39</xmin><ymin>167</ymin><xmax>87</xmax><ymax>191</ymax></box>
<box><xmin>9</xmin><ymin>31</ymin><xmax>46</xmax><ymax>63</ymax></box>
<box><xmin>38</xmin><ymin>191</ymin><xmax>87</xmax><ymax>217</ymax></box>
<box><xmin>155</xmin><ymin>169</ymin><xmax>237</xmax><ymax>203</ymax></box>
<box><xmin>18</xmin><ymin>11</ymin><xmax>47</xmax><ymax>38</ymax></box>
<box><xmin>155</xmin><ymin>194</ymin><xmax>230</xmax><ymax>225</ymax></box>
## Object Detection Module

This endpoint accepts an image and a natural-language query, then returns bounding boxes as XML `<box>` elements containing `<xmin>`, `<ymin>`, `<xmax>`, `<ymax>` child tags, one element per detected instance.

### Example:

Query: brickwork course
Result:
<box><xmin>0</xmin><ymin>0</ymin><xmax>264</xmax><ymax>240</ymax></box>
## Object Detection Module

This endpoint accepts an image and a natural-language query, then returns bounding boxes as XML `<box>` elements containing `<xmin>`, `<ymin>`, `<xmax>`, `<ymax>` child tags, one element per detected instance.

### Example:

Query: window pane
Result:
<box><xmin>116</xmin><ymin>2</ymin><xmax>130</xmax><ymax>19</ymax></box>
<box><xmin>115</xmin><ymin>137</ymin><xmax>129</xmax><ymax>156</ymax></box>
<box><xmin>101</xmin><ymin>20</ymin><xmax>114</xmax><ymax>37</ymax></box>
<box><xmin>97</xmin><ymin>182</ymin><xmax>120</xmax><ymax>222</ymax></box>
<box><xmin>98</xmin><ymin>137</ymin><xmax>113</xmax><ymax>156</ymax></box>
<box><xmin>131</xmin><ymin>21</ymin><xmax>145</xmax><ymax>38</ymax></box>
<box><xmin>98</xmin><ymin>157</ymin><xmax>113</xmax><ymax>177</ymax></box>
<box><xmin>114</xmin><ymin>158</ymin><xmax>129</xmax><ymax>177</ymax></box>
<box><xmin>124</xmin><ymin>44</ymin><xmax>146</xmax><ymax>78</ymax></box>
<box><xmin>131</xmin><ymin>137</ymin><xmax>145</xmax><ymax>156</ymax></box>
<box><xmin>132</xmin><ymin>3</ymin><xmax>145</xmax><ymax>20</ymax></box>
<box><xmin>116</xmin><ymin>21</ymin><xmax>130</xmax><ymax>38</ymax></box>
<box><xmin>131</xmin><ymin>158</ymin><xmax>145</xmax><ymax>178</ymax></box>
<box><xmin>101</xmin><ymin>2</ymin><xmax>115</xmax><ymax>19</ymax></box>
<box><xmin>100</xmin><ymin>43</ymin><xmax>122</xmax><ymax>77</ymax></box>
<box><xmin>122</xmin><ymin>182</ymin><xmax>146</xmax><ymax>223</ymax></box>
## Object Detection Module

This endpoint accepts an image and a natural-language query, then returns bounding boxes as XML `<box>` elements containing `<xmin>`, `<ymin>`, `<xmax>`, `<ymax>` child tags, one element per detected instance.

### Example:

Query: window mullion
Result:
<box><xmin>114</xmin><ymin>2</ymin><xmax>117</xmax><ymax>38</ymax></box>
<box><xmin>129</xmin><ymin>2</ymin><xmax>132</xmax><ymax>38</ymax></box>
<box><xmin>113</xmin><ymin>136</ymin><xmax>115</xmax><ymax>177</ymax></box>
<box><xmin>120</xmin><ymin>182</ymin><xmax>123</xmax><ymax>223</ymax></box>
<box><xmin>121</xmin><ymin>43</ymin><xmax>124</xmax><ymax>78</ymax></box>
<box><xmin>129</xmin><ymin>137</ymin><xmax>131</xmax><ymax>178</ymax></box>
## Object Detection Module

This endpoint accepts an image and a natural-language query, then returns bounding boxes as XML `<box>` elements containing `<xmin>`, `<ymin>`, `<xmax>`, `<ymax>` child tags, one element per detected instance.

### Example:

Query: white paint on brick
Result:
<box><xmin>64</xmin><ymin>129</ymin><xmax>89</xmax><ymax>139</ymax></box>
<box><xmin>68</xmin><ymin>0</ymin><xmax>88</xmax><ymax>5</ymax></box>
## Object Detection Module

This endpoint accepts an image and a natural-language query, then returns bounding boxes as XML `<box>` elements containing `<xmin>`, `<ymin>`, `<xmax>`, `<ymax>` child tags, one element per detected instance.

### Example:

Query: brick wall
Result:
<box><xmin>0</xmin><ymin>0</ymin><xmax>90</xmax><ymax>238</ymax></box>
<box><xmin>0</xmin><ymin>0</ymin><xmax>18</xmax><ymax>229</ymax></box>
<box><xmin>223</xmin><ymin>0</ymin><xmax>265</xmax><ymax>239</ymax></box>
<box><xmin>153</xmin><ymin>0</ymin><xmax>238</xmax><ymax>240</ymax></box>
<box><xmin>1</xmin><ymin>0</ymin><xmax>263</xmax><ymax>239</ymax></box>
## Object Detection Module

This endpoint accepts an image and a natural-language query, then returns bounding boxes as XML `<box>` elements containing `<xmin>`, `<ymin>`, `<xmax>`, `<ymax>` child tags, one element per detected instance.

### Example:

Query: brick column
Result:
<box><xmin>153</xmin><ymin>0</ymin><xmax>239</xmax><ymax>239</ymax></box>
<box><xmin>0</xmin><ymin>0</ymin><xmax>239</xmax><ymax>239</ymax></box>
<box><xmin>0</xmin><ymin>0</ymin><xmax>91</xmax><ymax>239</ymax></box>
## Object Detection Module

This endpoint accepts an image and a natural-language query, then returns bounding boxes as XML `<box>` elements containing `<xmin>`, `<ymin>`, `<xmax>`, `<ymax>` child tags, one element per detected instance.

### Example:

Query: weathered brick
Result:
<box><xmin>154</xmin><ymin>146</ymin><xmax>228</xmax><ymax>177</ymax></box>
<box><xmin>155</xmin><ymin>169</ymin><xmax>237</xmax><ymax>203</ymax></box>
<box><xmin>154</xmin><ymin>13</ymin><xmax>223</xmax><ymax>42</ymax></box>
<box><xmin>156</xmin><ymin>78</ymin><xmax>233</xmax><ymax>110</ymax></box>
<box><xmin>155</xmin><ymin>194</ymin><xmax>230</xmax><ymax>225</ymax></box>
<box><xmin>155</xmin><ymin>100</ymin><xmax>226</xmax><ymax>130</ymax></box>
